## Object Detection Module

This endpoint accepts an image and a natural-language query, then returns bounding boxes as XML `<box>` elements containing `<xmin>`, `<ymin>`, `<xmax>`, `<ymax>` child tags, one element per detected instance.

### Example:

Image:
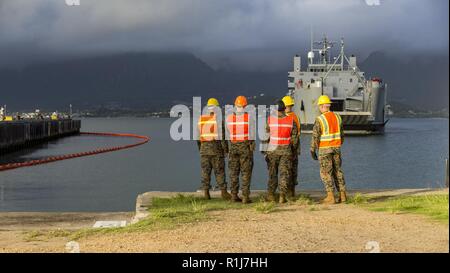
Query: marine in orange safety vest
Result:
<box><xmin>310</xmin><ymin>95</ymin><xmax>347</xmax><ymax>204</ymax></box>
<box><xmin>197</xmin><ymin>98</ymin><xmax>232</xmax><ymax>200</ymax></box>
<box><xmin>282</xmin><ymin>95</ymin><xmax>301</xmax><ymax>198</ymax></box>
<box><xmin>262</xmin><ymin>100</ymin><xmax>299</xmax><ymax>203</ymax></box>
<box><xmin>225</xmin><ymin>96</ymin><xmax>255</xmax><ymax>204</ymax></box>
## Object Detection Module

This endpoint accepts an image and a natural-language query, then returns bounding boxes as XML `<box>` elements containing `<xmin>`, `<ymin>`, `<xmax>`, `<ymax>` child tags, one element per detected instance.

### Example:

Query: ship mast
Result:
<box><xmin>340</xmin><ymin>37</ymin><xmax>345</xmax><ymax>70</ymax></box>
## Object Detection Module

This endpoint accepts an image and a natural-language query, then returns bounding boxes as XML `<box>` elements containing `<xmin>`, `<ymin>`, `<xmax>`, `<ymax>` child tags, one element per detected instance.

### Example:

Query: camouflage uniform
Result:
<box><xmin>292</xmin><ymin>150</ymin><xmax>300</xmax><ymax>186</ymax></box>
<box><xmin>228</xmin><ymin>141</ymin><xmax>255</xmax><ymax>196</ymax></box>
<box><xmin>263</xmin><ymin>112</ymin><xmax>299</xmax><ymax>195</ymax></box>
<box><xmin>226</xmin><ymin>112</ymin><xmax>255</xmax><ymax>196</ymax></box>
<box><xmin>310</xmin><ymin>114</ymin><xmax>346</xmax><ymax>193</ymax></box>
<box><xmin>287</xmin><ymin>113</ymin><xmax>301</xmax><ymax>189</ymax></box>
<box><xmin>197</xmin><ymin>118</ymin><xmax>228</xmax><ymax>191</ymax></box>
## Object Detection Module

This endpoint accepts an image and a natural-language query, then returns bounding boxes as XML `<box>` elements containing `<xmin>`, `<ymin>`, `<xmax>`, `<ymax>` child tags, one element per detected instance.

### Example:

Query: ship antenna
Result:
<box><xmin>340</xmin><ymin>37</ymin><xmax>345</xmax><ymax>70</ymax></box>
<box><xmin>310</xmin><ymin>26</ymin><xmax>313</xmax><ymax>52</ymax></box>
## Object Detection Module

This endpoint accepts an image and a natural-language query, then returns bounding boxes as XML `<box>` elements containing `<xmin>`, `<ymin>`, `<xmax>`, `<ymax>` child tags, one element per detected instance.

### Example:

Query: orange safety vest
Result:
<box><xmin>268</xmin><ymin>115</ymin><xmax>294</xmax><ymax>146</ymax></box>
<box><xmin>198</xmin><ymin>114</ymin><xmax>218</xmax><ymax>142</ymax></box>
<box><xmin>318</xmin><ymin>111</ymin><xmax>342</xmax><ymax>148</ymax></box>
<box><xmin>286</xmin><ymin>111</ymin><xmax>300</xmax><ymax>134</ymax></box>
<box><xmin>226</xmin><ymin>113</ymin><xmax>249</xmax><ymax>143</ymax></box>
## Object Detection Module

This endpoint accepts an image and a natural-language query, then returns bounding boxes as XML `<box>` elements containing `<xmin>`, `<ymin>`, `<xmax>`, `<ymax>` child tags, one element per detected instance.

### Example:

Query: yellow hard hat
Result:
<box><xmin>207</xmin><ymin>98</ymin><xmax>220</xmax><ymax>106</ymax></box>
<box><xmin>317</xmin><ymin>95</ymin><xmax>332</xmax><ymax>105</ymax></box>
<box><xmin>282</xmin><ymin>96</ymin><xmax>295</xmax><ymax>106</ymax></box>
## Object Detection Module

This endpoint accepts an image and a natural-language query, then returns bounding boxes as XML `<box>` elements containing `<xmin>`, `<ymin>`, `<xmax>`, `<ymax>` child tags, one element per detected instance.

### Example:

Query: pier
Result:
<box><xmin>0</xmin><ymin>119</ymin><xmax>81</xmax><ymax>155</ymax></box>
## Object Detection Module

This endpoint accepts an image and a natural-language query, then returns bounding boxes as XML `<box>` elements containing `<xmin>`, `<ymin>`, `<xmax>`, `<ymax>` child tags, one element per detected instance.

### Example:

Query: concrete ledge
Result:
<box><xmin>0</xmin><ymin>212</ymin><xmax>133</xmax><ymax>230</ymax></box>
<box><xmin>131</xmin><ymin>188</ymin><xmax>445</xmax><ymax>224</ymax></box>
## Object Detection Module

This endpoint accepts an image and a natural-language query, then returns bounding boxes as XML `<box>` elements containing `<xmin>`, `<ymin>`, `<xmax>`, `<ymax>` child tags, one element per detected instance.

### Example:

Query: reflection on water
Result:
<box><xmin>0</xmin><ymin>117</ymin><xmax>448</xmax><ymax>212</ymax></box>
<box><xmin>1</xmin><ymin>135</ymin><xmax>134</xmax><ymax>165</ymax></box>
<box><xmin>1</xmin><ymin>144</ymin><xmax>50</xmax><ymax>164</ymax></box>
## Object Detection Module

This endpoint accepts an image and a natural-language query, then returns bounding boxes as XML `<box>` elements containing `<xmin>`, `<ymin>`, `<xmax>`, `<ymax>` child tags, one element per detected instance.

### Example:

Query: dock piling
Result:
<box><xmin>0</xmin><ymin>119</ymin><xmax>81</xmax><ymax>155</ymax></box>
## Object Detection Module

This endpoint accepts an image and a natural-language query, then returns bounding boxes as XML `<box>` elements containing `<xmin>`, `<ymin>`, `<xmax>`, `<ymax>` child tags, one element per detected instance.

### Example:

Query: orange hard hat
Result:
<box><xmin>234</xmin><ymin>96</ymin><xmax>248</xmax><ymax>107</ymax></box>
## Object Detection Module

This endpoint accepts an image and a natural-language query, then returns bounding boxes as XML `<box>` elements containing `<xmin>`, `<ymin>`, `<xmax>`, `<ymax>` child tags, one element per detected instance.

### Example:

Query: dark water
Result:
<box><xmin>0</xmin><ymin>118</ymin><xmax>448</xmax><ymax>212</ymax></box>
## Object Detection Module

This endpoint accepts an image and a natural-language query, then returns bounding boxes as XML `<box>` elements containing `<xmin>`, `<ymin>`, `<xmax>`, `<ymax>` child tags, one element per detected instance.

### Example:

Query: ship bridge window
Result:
<box><xmin>330</xmin><ymin>100</ymin><xmax>344</xmax><ymax>112</ymax></box>
<box><xmin>288</xmin><ymin>77</ymin><xmax>295</xmax><ymax>83</ymax></box>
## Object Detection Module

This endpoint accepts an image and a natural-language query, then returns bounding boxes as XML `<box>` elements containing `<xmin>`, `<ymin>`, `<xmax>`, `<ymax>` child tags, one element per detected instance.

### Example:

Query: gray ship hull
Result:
<box><xmin>288</xmin><ymin>35</ymin><xmax>388</xmax><ymax>135</ymax></box>
<box><xmin>301</xmin><ymin>120</ymin><xmax>388</xmax><ymax>135</ymax></box>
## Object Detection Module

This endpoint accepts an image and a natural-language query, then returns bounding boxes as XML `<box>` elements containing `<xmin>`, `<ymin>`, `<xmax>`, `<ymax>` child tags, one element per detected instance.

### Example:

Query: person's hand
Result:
<box><xmin>310</xmin><ymin>150</ymin><xmax>318</xmax><ymax>161</ymax></box>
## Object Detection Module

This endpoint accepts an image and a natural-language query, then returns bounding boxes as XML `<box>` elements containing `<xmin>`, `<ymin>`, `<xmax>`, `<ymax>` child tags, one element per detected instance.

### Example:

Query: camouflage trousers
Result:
<box><xmin>200</xmin><ymin>155</ymin><xmax>227</xmax><ymax>190</ymax></box>
<box><xmin>265</xmin><ymin>153</ymin><xmax>293</xmax><ymax>195</ymax></box>
<box><xmin>291</xmin><ymin>154</ymin><xmax>299</xmax><ymax>187</ymax></box>
<box><xmin>319</xmin><ymin>150</ymin><xmax>346</xmax><ymax>192</ymax></box>
<box><xmin>228</xmin><ymin>153</ymin><xmax>253</xmax><ymax>196</ymax></box>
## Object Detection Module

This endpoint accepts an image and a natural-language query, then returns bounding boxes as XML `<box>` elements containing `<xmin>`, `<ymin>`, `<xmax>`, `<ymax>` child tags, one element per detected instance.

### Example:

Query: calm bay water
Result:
<box><xmin>0</xmin><ymin>117</ymin><xmax>448</xmax><ymax>212</ymax></box>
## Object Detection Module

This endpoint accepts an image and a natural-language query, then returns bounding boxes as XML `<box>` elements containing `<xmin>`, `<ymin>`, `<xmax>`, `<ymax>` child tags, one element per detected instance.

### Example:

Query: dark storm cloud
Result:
<box><xmin>0</xmin><ymin>0</ymin><xmax>448</xmax><ymax>69</ymax></box>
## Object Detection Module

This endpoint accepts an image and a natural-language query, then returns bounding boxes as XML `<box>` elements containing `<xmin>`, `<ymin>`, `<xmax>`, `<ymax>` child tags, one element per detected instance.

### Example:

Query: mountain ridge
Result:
<box><xmin>0</xmin><ymin>50</ymin><xmax>448</xmax><ymax>112</ymax></box>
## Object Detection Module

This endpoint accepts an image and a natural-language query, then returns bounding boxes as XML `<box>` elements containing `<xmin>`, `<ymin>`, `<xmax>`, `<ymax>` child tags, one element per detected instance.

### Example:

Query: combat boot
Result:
<box><xmin>279</xmin><ymin>193</ymin><xmax>287</xmax><ymax>204</ymax></box>
<box><xmin>242</xmin><ymin>194</ymin><xmax>252</xmax><ymax>204</ymax></box>
<box><xmin>266</xmin><ymin>192</ymin><xmax>276</xmax><ymax>202</ymax></box>
<box><xmin>231</xmin><ymin>193</ymin><xmax>242</xmax><ymax>202</ymax></box>
<box><xmin>204</xmin><ymin>189</ymin><xmax>211</xmax><ymax>200</ymax></box>
<box><xmin>321</xmin><ymin>191</ymin><xmax>335</xmax><ymax>205</ymax></box>
<box><xmin>339</xmin><ymin>191</ymin><xmax>347</xmax><ymax>203</ymax></box>
<box><xmin>221</xmin><ymin>189</ymin><xmax>232</xmax><ymax>200</ymax></box>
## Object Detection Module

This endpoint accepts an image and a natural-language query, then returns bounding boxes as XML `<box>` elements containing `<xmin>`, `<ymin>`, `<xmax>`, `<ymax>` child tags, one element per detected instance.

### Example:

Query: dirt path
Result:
<box><xmin>1</xmin><ymin>203</ymin><xmax>447</xmax><ymax>253</ymax></box>
<box><xmin>0</xmin><ymin>212</ymin><xmax>133</xmax><ymax>253</ymax></box>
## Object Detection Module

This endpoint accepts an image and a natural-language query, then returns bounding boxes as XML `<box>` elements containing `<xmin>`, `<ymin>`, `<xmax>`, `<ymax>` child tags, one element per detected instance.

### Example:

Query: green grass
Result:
<box><xmin>345</xmin><ymin>192</ymin><xmax>371</xmax><ymax>205</ymax></box>
<box><xmin>23</xmin><ymin>230</ymin><xmax>46</xmax><ymax>242</ymax></box>
<box><xmin>26</xmin><ymin>193</ymin><xmax>308</xmax><ymax>241</ymax></box>
<box><xmin>254</xmin><ymin>198</ymin><xmax>276</xmax><ymax>214</ymax></box>
<box><xmin>23</xmin><ymin>192</ymin><xmax>449</xmax><ymax>242</ymax></box>
<box><xmin>78</xmin><ymin>194</ymin><xmax>251</xmax><ymax>239</ymax></box>
<box><xmin>23</xmin><ymin>229</ymin><xmax>75</xmax><ymax>242</ymax></box>
<box><xmin>25</xmin><ymin>194</ymin><xmax>253</xmax><ymax>241</ymax></box>
<box><xmin>366</xmin><ymin>194</ymin><xmax>449</xmax><ymax>223</ymax></box>
<box><xmin>347</xmin><ymin>192</ymin><xmax>448</xmax><ymax>223</ymax></box>
<box><xmin>296</xmin><ymin>194</ymin><xmax>315</xmax><ymax>206</ymax></box>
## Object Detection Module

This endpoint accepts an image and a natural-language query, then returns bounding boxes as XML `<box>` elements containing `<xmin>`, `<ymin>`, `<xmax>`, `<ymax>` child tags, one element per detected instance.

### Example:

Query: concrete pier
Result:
<box><xmin>0</xmin><ymin>119</ymin><xmax>81</xmax><ymax>155</ymax></box>
<box><xmin>131</xmin><ymin>188</ymin><xmax>446</xmax><ymax>223</ymax></box>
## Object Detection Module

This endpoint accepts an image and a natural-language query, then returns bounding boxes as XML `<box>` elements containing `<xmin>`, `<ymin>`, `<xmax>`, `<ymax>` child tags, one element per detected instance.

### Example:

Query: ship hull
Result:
<box><xmin>300</xmin><ymin>122</ymin><xmax>386</xmax><ymax>135</ymax></box>
<box><xmin>300</xmin><ymin>113</ymin><xmax>388</xmax><ymax>135</ymax></box>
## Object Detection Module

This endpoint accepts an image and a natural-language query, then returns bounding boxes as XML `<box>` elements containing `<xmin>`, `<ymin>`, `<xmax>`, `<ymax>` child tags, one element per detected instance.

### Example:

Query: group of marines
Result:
<box><xmin>197</xmin><ymin>94</ymin><xmax>347</xmax><ymax>205</ymax></box>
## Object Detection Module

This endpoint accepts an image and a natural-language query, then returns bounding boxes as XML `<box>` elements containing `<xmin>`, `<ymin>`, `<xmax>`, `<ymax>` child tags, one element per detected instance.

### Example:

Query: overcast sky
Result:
<box><xmin>0</xmin><ymin>0</ymin><xmax>448</xmax><ymax>70</ymax></box>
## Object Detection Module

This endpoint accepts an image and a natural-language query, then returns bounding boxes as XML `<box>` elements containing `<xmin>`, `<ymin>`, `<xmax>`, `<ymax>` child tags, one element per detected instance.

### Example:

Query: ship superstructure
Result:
<box><xmin>288</xmin><ymin>35</ymin><xmax>388</xmax><ymax>134</ymax></box>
